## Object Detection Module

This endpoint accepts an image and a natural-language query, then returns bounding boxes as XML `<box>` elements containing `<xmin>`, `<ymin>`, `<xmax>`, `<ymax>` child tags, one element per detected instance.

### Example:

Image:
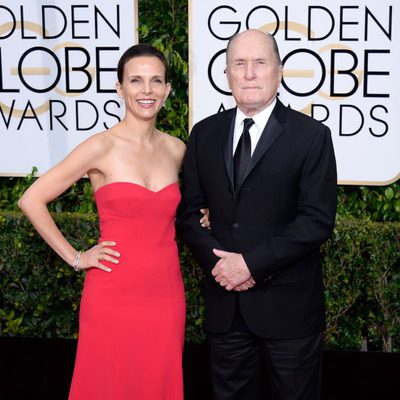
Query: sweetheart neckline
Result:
<box><xmin>94</xmin><ymin>181</ymin><xmax>178</xmax><ymax>195</ymax></box>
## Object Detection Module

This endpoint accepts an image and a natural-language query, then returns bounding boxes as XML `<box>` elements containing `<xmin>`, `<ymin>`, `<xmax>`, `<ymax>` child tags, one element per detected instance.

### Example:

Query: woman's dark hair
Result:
<box><xmin>117</xmin><ymin>43</ymin><xmax>169</xmax><ymax>83</ymax></box>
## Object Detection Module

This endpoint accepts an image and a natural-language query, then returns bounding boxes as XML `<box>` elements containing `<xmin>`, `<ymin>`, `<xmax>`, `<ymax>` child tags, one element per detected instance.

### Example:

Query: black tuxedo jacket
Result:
<box><xmin>176</xmin><ymin>99</ymin><xmax>337</xmax><ymax>339</ymax></box>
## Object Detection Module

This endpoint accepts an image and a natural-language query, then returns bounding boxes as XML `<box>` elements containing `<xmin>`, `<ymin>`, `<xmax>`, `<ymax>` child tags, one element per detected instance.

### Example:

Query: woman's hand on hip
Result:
<box><xmin>77</xmin><ymin>241</ymin><xmax>120</xmax><ymax>272</ymax></box>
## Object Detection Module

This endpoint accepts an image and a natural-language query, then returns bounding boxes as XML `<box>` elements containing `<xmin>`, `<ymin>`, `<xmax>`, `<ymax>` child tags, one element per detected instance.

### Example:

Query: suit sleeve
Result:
<box><xmin>244</xmin><ymin>126</ymin><xmax>337</xmax><ymax>283</ymax></box>
<box><xmin>176</xmin><ymin>126</ymin><xmax>224</xmax><ymax>275</ymax></box>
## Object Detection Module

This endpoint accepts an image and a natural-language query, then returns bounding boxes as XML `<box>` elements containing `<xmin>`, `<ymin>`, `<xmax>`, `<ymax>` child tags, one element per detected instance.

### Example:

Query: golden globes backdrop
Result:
<box><xmin>190</xmin><ymin>0</ymin><xmax>400</xmax><ymax>185</ymax></box>
<box><xmin>0</xmin><ymin>0</ymin><xmax>137</xmax><ymax>176</ymax></box>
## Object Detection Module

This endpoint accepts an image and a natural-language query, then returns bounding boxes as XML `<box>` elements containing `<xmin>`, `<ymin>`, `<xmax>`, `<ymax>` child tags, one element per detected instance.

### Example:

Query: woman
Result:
<box><xmin>19</xmin><ymin>44</ymin><xmax>208</xmax><ymax>400</ymax></box>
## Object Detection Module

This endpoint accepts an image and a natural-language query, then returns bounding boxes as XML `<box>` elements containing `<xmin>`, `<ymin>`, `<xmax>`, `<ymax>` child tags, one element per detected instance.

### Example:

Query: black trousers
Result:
<box><xmin>207</xmin><ymin>305</ymin><xmax>323</xmax><ymax>400</ymax></box>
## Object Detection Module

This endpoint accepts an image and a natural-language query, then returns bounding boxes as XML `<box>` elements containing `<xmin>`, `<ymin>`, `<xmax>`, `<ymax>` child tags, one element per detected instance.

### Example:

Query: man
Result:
<box><xmin>176</xmin><ymin>30</ymin><xmax>337</xmax><ymax>400</ymax></box>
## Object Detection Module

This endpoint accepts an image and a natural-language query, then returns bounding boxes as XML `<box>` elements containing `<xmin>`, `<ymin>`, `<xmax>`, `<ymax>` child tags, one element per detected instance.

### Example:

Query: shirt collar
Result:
<box><xmin>235</xmin><ymin>98</ymin><xmax>277</xmax><ymax>131</ymax></box>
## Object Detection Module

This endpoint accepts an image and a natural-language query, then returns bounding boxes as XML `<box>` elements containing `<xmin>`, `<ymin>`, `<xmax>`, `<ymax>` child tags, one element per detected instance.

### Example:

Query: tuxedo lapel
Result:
<box><xmin>222</xmin><ymin>109</ymin><xmax>237</xmax><ymax>191</ymax></box>
<box><xmin>241</xmin><ymin>103</ymin><xmax>284</xmax><ymax>185</ymax></box>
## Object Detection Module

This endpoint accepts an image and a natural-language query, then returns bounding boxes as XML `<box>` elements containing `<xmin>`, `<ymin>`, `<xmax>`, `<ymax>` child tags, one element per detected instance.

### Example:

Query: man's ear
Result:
<box><xmin>278</xmin><ymin>65</ymin><xmax>283</xmax><ymax>84</ymax></box>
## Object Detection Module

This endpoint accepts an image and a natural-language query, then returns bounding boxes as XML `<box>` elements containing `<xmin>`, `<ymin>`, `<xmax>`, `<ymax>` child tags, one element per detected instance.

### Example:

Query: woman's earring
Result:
<box><xmin>120</xmin><ymin>98</ymin><xmax>124</xmax><ymax>106</ymax></box>
<box><xmin>163</xmin><ymin>98</ymin><xmax>167</xmax><ymax>108</ymax></box>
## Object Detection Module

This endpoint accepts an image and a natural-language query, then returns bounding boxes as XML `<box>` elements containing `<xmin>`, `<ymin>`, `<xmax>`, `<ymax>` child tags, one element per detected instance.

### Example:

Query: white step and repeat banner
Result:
<box><xmin>189</xmin><ymin>0</ymin><xmax>400</xmax><ymax>185</ymax></box>
<box><xmin>0</xmin><ymin>1</ymin><xmax>137</xmax><ymax>175</ymax></box>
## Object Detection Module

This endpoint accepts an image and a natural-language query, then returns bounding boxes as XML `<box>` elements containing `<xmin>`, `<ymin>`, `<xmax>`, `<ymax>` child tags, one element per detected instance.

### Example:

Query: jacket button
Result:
<box><xmin>232</xmin><ymin>222</ymin><xmax>239</xmax><ymax>229</ymax></box>
<box><xmin>264</xmin><ymin>275</ymin><xmax>273</xmax><ymax>283</ymax></box>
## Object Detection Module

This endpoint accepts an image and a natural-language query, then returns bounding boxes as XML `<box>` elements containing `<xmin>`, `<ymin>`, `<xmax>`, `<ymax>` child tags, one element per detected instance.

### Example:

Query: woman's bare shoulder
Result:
<box><xmin>76</xmin><ymin>129</ymin><xmax>115</xmax><ymax>159</ymax></box>
<box><xmin>158</xmin><ymin>131</ymin><xmax>186</xmax><ymax>156</ymax></box>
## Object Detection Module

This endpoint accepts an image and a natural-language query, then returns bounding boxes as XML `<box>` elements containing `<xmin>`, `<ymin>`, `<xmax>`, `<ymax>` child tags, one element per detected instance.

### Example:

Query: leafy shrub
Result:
<box><xmin>0</xmin><ymin>0</ymin><xmax>399</xmax><ymax>352</ymax></box>
<box><xmin>323</xmin><ymin>220</ymin><xmax>400</xmax><ymax>352</ymax></box>
<box><xmin>1</xmin><ymin>211</ymin><xmax>399</xmax><ymax>351</ymax></box>
<box><xmin>337</xmin><ymin>184</ymin><xmax>400</xmax><ymax>222</ymax></box>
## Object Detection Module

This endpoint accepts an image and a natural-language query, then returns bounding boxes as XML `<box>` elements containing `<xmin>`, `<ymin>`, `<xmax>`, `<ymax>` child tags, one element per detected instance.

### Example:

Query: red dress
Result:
<box><xmin>68</xmin><ymin>182</ymin><xmax>185</xmax><ymax>400</ymax></box>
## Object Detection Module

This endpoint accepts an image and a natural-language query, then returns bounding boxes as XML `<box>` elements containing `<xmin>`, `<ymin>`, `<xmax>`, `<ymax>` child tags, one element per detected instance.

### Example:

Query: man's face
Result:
<box><xmin>226</xmin><ymin>31</ymin><xmax>282</xmax><ymax>116</ymax></box>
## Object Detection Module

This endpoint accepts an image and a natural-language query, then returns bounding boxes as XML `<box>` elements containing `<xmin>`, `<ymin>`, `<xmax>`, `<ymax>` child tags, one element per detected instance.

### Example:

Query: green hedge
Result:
<box><xmin>0</xmin><ymin>211</ymin><xmax>399</xmax><ymax>351</ymax></box>
<box><xmin>323</xmin><ymin>220</ymin><xmax>400</xmax><ymax>352</ymax></box>
<box><xmin>0</xmin><ymin>0</ymin><xmax>399</xmax><ymax>352</ymax></box>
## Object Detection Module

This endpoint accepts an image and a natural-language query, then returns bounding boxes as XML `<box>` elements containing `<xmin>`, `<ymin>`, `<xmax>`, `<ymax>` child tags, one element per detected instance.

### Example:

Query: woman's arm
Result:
<box><xmin>18</xmin><ymin>134</ymin><xmax>119</xmax><ymax>272</ymax></box>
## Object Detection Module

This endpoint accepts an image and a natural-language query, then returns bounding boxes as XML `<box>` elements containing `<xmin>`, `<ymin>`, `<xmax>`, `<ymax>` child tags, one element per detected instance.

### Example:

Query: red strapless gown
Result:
<box><xmin>68</xmin><ymin>182</ymin><xmax>185</xmax><ymax>400</ymax></box>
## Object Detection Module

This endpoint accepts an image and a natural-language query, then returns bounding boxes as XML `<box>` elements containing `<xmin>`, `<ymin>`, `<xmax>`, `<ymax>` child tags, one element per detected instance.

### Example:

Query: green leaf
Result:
<box><xmin>385</xmin><ymin>187</ymin><xmax>394</xmax><ymax>200</ymax></box>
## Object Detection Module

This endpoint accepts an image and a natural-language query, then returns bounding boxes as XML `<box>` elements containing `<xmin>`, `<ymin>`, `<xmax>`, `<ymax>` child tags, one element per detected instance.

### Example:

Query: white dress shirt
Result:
<box><xmin>232</xmin><ymin>99</ymin><xmax>277</xmax><ymax>156</ymax></box>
